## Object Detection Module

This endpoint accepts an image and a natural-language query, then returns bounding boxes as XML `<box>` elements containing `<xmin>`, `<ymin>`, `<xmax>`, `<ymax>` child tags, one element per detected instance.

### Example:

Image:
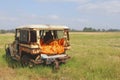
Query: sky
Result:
<box><xmin>0</xmin><ymin>0</ymin><xmax>120</xmax><ymax>30</ymax></box>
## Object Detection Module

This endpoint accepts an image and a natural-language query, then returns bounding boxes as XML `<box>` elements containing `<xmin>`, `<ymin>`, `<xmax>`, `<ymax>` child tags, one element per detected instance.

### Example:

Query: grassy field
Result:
<box><xmin>0</xmin><ymin>32</ymin><xmax>120</xmax><ymax>80</ymax></box>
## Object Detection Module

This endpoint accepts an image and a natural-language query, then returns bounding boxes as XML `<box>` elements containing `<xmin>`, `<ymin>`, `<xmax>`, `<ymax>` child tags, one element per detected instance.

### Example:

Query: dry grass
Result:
<box><xmin>0</xmin><ymin>67</ymin><xmax>16</xmax><ymax>80</ymax></box>
<box><xmin>0</xmin><ymin>32</ymin><xmax>120</xmax><ymax>80</ymax></box>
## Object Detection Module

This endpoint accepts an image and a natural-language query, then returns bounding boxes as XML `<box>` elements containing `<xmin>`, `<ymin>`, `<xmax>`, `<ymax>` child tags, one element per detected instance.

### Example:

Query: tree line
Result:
<box><xmin>0</xmin><ymin>29</ymin><xmax>15</xmax><ymax>34</ymax></box>
<box><xmin>0</xmin><ymin>27</ymin><xmax>120</xmax><ymax>34</ymax></box>
<box><xmin>71</xmin><ymin>27</ymin><xmax>120</xmax><ymax>32</ymax></box>
<box><xmin>82</xmin><ymin>27</ymin><xmax>120</xmax><ymax>32</ymax></box>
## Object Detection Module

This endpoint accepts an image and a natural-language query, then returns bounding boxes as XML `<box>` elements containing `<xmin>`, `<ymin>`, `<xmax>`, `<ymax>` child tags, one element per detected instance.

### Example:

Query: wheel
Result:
<box><xmin>6</xmin><ymin>48</ymin><xmax>10</xmax><ymax>56</ymax></box>
<box><xmin>5</xmin><ymin>48</ymin><xmax>18</xmax><ymax>68</ymax></box>
<box><xmin>21</xmin><ymin>55</ymin><xmax>34</xmax><ymax>68</ymax></box>
<box><xmin>21</xmin><ymin>55</ymin><xmax>30</xmax><ymax>67</ymax></box>
<box><xmin>5</xmin><ymin>48</ymin><xmax>11</xmax><ymax>61</ymax></box>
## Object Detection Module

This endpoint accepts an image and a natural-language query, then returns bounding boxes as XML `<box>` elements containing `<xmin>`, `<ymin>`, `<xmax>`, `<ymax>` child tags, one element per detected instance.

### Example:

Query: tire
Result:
<box><xmin>5</xmin><ymin>48</ymin><xmax>12</xmax><ymax>61</ymax></box>
<box><xmin>21</xmin><ymin>55</ymin><xmax>30</xmax><ymax>67</ymax></box>
<box><xmin>6</xmin><ymin>48</ymin><xmax>11</xmax><ymax>56</ymax></box>
<box><xmin>5</xmin><ymin>48</ymin><xmax>17</xmax><ymax>68</ymax></box>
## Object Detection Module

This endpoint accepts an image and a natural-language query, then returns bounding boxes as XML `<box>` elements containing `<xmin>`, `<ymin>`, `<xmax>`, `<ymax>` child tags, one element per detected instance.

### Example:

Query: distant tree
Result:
<box><xmin>83</xmin><ymin>27</ymin><xmax>97</xmax><ymax>32</ymax></box>
<box><xmin>70</xmin><ymin>28</ymin><xmax>81</xmax><ymax>32</ymax></box>
<box><xmin>0</xmin><ymin>29</ymin><xmax>15</xmax><ymax>34</ymax></box>
<box><xmin>107</xmin><ymin>29</ymin><xmax>120</xmax><ymax>32</ymax></box>
<box><xmin>102</xmin><ymin>29</ymin><xmax>106</xmax><ymax>32</ymax></box>
<box><xmin>7</xmin><ymin>29</ymin><xmax>15</xmax><ymax>33</ymax></box>
<box><xmin>0</xmin><ymin>30</ymin><xmax>6</xmax><ymax>34</ymax></box>
<box><xmin>83</xmin><ymin>27</ymin><xmax>120</xmax><ymax>32</ymax></box>
<box><xmin>97</xmin><ymin>29</ymin><xmax>101</xmax><ymax>32</ymax></box>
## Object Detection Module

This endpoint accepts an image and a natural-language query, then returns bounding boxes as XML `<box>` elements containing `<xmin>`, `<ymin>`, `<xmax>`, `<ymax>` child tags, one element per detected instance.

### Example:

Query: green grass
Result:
<box><xmin>0</xmin><ymin>32</ymin><xmax>120</xmax><ymax>80</ymax></box>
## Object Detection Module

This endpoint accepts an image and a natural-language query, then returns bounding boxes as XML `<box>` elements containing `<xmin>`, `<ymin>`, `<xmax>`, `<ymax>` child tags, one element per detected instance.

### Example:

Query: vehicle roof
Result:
<box><xmin>16</xmin><ymin>24</ymin><xmax>69</xmax><ymax>30</ymax></box>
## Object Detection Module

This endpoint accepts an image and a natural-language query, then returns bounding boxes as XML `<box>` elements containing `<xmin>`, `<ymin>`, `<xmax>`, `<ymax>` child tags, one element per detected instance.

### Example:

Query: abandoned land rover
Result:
<box><xmin>5</xmin><ymin>25</ymin><xmax>70</xmax><ymax>69</ymax></box>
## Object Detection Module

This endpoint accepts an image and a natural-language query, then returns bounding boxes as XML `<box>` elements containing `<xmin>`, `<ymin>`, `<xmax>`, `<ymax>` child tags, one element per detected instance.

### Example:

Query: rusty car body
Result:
<box><xmin>5</xmin><ymin>25</ymin><xmax>70</xmax><ymax>69</ymax></box>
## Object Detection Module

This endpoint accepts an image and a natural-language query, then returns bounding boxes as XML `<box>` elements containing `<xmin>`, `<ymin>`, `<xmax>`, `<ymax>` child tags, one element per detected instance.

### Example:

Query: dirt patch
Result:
<box><xmin>0</xmin><ymin>67</ymin><xmax>16</xmax><ymax>80</ymax></box>
<box><xmin>0</xmin><ymin>67</ymin><xmax>48</xmax><ymax>80</ymax></box>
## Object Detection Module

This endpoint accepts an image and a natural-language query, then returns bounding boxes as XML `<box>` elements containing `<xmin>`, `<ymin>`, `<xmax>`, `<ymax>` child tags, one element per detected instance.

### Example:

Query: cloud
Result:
<box><xmin>35</xmin><ymin>0</ymin><xmax>89</xmax><ymax>3</ymax></box>
<box><xmin>0</xmin><ymin>16</ymin><xmax>18</xmax><ymax>22</ymax></box>
<box><xmin>77</xmin><ymin>18</ymin><xmax>89</xmax><ymax>23</ymax></box>
<box><xmin>47</xmin><ymin>15</ymin><xmax>59</xmax><ymax>20</ymax></box>
<box><xmin>78</xmin><ymin>0</ymin><xmax>120</xmax><ymax>15</ymax></box>
<box><xmin>26</xmin><ymin>14</ymin><xmax>60</xmax><ymax>20</ymax></box>
<box><xmin>0</xmin><ymin>14</ymin><xmax>60</xmax><ymax>29</ymax></box>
